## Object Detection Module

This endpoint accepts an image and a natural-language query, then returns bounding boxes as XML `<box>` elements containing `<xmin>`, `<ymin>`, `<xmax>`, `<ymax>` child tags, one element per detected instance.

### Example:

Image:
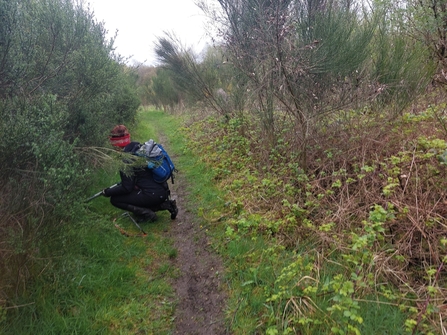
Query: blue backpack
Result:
<box><xmin>136</xmin><ymin>140</ymin><xmax>176</xmax><ymax>183</ymax></box>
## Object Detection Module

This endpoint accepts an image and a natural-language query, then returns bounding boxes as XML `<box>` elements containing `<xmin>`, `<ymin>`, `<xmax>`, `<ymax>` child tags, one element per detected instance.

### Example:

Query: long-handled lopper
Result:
<box><xmin>85</xmin><ymin>183</ymin><xmax>120</xmax><ymax>202</ymax></box>
<box><xmin>121</xmin><ymin>212</ymin><xmax>147</xmax><ymax>236</ymax></box>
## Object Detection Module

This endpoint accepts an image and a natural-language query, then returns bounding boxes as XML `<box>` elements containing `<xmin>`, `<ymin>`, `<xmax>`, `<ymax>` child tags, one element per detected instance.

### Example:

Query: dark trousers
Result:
<box><xmin>110</xmin><ymin>189</ymin><xmax>168</xmax><ymax>211</ymax></box>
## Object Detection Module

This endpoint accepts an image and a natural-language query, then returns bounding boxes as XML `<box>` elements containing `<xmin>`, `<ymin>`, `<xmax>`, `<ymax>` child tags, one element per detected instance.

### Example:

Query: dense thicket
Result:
<box><xmin>0</xmin><ymin>0</ymin><xmax>139</xmax><ymax>306</ymax></box>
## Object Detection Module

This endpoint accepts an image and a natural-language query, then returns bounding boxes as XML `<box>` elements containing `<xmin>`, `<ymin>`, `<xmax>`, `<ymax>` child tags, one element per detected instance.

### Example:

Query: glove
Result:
<box><xmin>102</xmin><ymin>188</ymin><xmax>111</xmax><ymax>197</ymax></box>
<box><xmin>147</xmin><ymin>161</ymin><xmax>155</xmax><ymax>169</ymax></box>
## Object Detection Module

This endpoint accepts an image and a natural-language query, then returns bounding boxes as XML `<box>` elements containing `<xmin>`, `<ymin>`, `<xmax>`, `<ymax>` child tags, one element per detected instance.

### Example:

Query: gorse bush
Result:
<box><xmin>0</xmin><ymin>0</ymin><xmax>139</xmax><ymax>307</ymax></box>
<box><xmin>0</xmin><ymin>0</ymin><xmax>140</xmax><ymax>144</ymax></box>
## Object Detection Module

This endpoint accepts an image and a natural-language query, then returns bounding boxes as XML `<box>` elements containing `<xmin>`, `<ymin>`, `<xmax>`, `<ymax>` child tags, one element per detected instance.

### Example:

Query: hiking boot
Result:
<box><xmin>128</xmin><ymin>205</ymin><xmax>157</xmax><ymax>223</ymax></box>
<box><xmin>135</xmin><ymin>213</ymin><xmax>157</xmax><ymax>223</ymax></box>
<box><xmin>160</xmin><ymin>199</ymin><xmax>178</xmax><ymax>220</ymax></box>
<box><xmin>169</xmin><ymin>200</ymin><xmax>178</xmax><ymax>219</ymax></box>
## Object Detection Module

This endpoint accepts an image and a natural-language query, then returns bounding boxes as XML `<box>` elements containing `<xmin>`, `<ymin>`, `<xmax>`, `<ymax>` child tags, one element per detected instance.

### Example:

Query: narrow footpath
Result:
<box><xmin>162</xmin><ymin>143</ymin><xmax>228</xmax><ymax>335</ymax></box>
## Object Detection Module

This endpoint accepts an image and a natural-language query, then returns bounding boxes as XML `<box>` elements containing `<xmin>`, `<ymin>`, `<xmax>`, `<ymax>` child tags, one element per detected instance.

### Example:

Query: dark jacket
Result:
<box><xmin>104</xmin><ymin>142</ymin><xmax>169</xmax><ymax>197</ymax></box>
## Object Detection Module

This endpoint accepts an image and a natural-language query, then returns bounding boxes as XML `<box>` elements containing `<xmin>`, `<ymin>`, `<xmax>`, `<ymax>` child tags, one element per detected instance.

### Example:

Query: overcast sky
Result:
<box><xmin>86</xmin><ymin>0</ymin><xmax>217</xmax><ymax>66</ymax></box>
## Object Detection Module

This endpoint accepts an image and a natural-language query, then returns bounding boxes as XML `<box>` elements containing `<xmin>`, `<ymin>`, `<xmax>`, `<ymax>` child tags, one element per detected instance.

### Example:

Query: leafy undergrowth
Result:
<box><xmin>182</xmin><ymin>100</ymin><xmax>447</xmax><ymax>334</ymax></box>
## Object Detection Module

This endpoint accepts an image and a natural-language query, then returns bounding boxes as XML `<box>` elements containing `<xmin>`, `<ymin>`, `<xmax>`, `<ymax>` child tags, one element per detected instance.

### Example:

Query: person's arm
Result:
<box><xmin>103</xmin><ymin>171</ymin><xmax>135</xmax><ymax>196</ymax></box>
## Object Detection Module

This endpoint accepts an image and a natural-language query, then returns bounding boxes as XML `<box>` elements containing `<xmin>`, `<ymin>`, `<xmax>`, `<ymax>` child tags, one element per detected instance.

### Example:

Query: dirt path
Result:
<box><xmin>166</xmin><ymin>151</ymin><xmax>228</xmax><ymax>335</ymax></box>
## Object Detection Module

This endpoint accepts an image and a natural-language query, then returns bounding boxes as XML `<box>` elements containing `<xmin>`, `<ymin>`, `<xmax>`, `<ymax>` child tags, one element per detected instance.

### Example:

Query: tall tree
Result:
<box><xmin>205</xmin><ymin>0</ymin><xmax>377</xmax><ymax>167</ymax></box>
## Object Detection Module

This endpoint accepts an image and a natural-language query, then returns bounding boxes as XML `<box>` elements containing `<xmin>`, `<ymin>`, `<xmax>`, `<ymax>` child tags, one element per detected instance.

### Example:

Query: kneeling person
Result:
<box><xmin>103</xmin><ymin>125</ymin><xmax>178</xmax><ymax>222</ymax></box>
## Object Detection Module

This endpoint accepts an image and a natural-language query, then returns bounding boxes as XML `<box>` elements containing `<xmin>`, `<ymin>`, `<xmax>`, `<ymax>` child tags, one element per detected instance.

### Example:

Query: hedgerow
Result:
<box><xmin>182</xmin><ymin>99</ymin><xmax>447</xmax><ymax>334</ymax></box>
<box><xmin>0</xmin><ymin>0</ymin><xmax>139</xmax><ymax>309</ymax></box>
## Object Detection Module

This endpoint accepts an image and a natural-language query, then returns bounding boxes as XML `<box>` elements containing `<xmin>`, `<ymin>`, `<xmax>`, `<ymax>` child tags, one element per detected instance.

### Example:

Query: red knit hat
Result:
<box><xmin>109</xmin><ymin>125</ymin><xmax>131</xmax><ymax>147</ymax></box>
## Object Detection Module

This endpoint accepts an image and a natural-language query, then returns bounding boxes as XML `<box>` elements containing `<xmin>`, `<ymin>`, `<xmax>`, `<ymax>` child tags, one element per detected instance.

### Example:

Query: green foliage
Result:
<box><xmin>154</xmin><ymin>36</ymin><xmax>211</xmax><ymax>106</ymax></box>
<box><xmin>0</xmin><ymin>0</ymin><xmax>140</xmax><ymax>311</ymax></box>
<box><xmin>181</xmin><ymin>100</ymin><xmax>447</xmax><ymax>334</ymax></box>
<box><xmin>151</xmin><ymin>68</ymin><xmax>180</xmax><ymax>111</ymax></box>
<box><xmin>371</xmin><ymin>15</ymin><xmax>434</xmax><ymax>113</ymax></box>
<box><xmin>154</xmin><ymin>35</ymin><xmax>245</xmax><ymax>116</ymax></box>
<box><xmin>200</xmin><ymin>46</ymin><xmax>249</xmax><ymax>114</ymax></box>
<box><xmin>380</xmin><ymin>0</ymin><xmax>447</xmax><ymax>81</ymax></box>
<box><xmin>0</xmin><ymin>0</ymin><xmax>139</xmax><ymax>144</ymax></box>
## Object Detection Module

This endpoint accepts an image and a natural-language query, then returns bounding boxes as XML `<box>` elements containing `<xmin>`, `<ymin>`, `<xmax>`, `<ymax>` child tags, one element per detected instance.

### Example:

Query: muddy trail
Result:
<box><xmin>164</xmin><ymin>149</ymin><xmax>228</xmax><ymax>335</ymax></box>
